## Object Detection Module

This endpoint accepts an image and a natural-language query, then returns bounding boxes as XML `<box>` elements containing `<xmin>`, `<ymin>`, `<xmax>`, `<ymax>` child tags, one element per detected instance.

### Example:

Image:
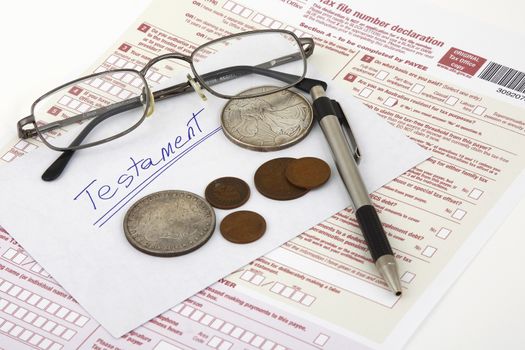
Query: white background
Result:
<box><xmin>0</xmin><ymin>1</ymin><xmax>523</xmax><ymax>349</ymax></box>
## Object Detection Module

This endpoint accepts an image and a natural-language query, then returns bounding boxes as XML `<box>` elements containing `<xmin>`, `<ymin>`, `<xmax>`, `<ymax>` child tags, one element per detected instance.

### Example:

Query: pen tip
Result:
<box><xmin>376</xmin><ymin>255</ymin><xmax>403</xmax><ymax>296</ymax></box>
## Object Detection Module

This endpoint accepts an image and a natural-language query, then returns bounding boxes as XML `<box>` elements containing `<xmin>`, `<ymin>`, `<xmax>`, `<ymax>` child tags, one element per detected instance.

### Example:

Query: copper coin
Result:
<box><xmin>220</xmin><ymin>211</ymin><xmax>266</xmax><ymax>244</ymax></box>
<box><xmin>205</xmin><ymin>177</ymin><xmax>250</xmax><ymax>209</ymax></box>
<box><xmin>285</xmin><ymin>157</ymin><xmax>331</xmax><ymax>189</ymax></box>
<box><xmin>254</xmin><ymin>157</ymin><xmax>309</xmax><ymax>200</ymax></box>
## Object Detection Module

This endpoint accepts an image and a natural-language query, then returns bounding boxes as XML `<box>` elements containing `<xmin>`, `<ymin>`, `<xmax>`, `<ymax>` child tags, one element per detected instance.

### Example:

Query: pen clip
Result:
<box><xmin>331</xmin><ymin>100</ymin><xmax>361</xmax><ymax>164</ymax></box>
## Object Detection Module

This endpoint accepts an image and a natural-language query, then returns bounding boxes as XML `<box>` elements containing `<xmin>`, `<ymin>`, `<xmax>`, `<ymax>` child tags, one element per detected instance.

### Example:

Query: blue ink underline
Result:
<box><xmin>93</xmin><ymin>126</ymin><xmax>223</xmax><ymax>228</ymax></box>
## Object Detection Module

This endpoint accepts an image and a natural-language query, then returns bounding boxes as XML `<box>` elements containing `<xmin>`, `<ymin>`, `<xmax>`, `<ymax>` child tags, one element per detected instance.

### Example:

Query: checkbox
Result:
<box><xmin>251</xmin><ymin>336</ymin><xmax>265</xmax><ymax>347</ymax></box>
<box><xmin>56</xmin><ymin>307</ymin><xmax>69</xmax><ymax>318</ymax></box>
<box><xmin>401</xmin><ymin>271</ymin><xmax>415</xmax><ymax>283</ymax></box>
<box><xmin>359</xmin><ymin>88</ymin><xmax>373</xmax><ymax>98</ymax></box>
<box><xmin>190</xmin><ymin>310</ymin><xmax>204</xmax><ymax>321</ymax></box>
<box><xmin>29</xmin><ymin>334</ymin><xmax>43</xmax><ymax>345</ymax></box>
<box><xmin>271</xmin><ymin>21</ymin><xmax>282</xmax><ymax>29</ymax></box>
<box><xmin>36</xmin><ymin>298</ymin><xmax>50</xmax><ymax>310</ymax></box>
<box><xmin>46</xmin><ymin>303</ymin><xmax>60</xmax><ymax>314</ymax></box>
<box><xmin>469</xmin><ymin>188</ymin><xmax>483</xmax><ymax>200</ymax></box>
<box><xmin>230</xmin><ymin>327</ymin><xmax>244</xmax><ymax>338</ymax></box>
<box><xmin>200</xmin><ymin>314</ymin><xmax>214</xmax><ymax>326</ymax></box>
<box><xmin>68</xmin><ymin>99</ymin><xmax>81</xmax><ymax>109</ymax></box>
<box><xmin>0</xmin><ymin>280</ymin><xmax>13</xmax><ymax>292</ymax></box>
<box><xmin>411</xmin><ymin>84</ymin><xmax>425</xmax><ymax>94</ymax></box>
<box><xmin>3</xmin><ymin>248</ymin><xmax>17</xmax><ymax>259</ymax></box>
<box><xmin>4</xmin><ymin>303</ymin><xmax>17</xmax><ymax>315</ymax></box>
<box><xmin>106</xmin><ymin>55</ymin><xmax>118</xmax><ymax>64</ymax></box>
<box><xmin>8</xmin><ymin>285</ymin><xmax>21</xmax><ymax>296</ymax></box>
<box><xmin>445</xmin><ymin>96</ymin><xmax>458</xmax><ymax>106</ymax></box>
<box><xmin>223</xmin><ymin>1</ymin><xmax>235</xmax><ymax>10</ymax></box>
<box><xmin>208</xmin><ymin>336</ymin><xmax>222</xmax><ymax>348</ymax></box>
<box><xmin>39</xmin><ymin>339</ymin><xmax>53</xmax><ymax>349</ymax></box>
<box><xmin>27</xmin><ymin>294</ymin><xmax>41</xmax><ymax>305</ymax></box>
<box><xmin>241</xmin><ymin>8</ymin><xmax>252</xmax><ymax>18</ymax></box>
<box><xmin>33</xmin><ymin>316</ymin><xmax>46</xmax><ymax>327</ymax></box>
<box><xmin>14</xmin><ymin>307</ymin><xmax>28</xmax><ymax>319</ymax></box>
<box><xmin>52</xmin><ymin>325</ymin><xmax>66</xmax><ymax>336</ymax></box>
<box><xmin>262</xmin><ymin>17</ymin><xmax>273</xmax><ymax>27</ymax></box>
<box><xmin>78</xmin><ymin>104</ymin><xmax>91</xmax><ymax>113</ymax></box>
<box><xmin>65</xmin><ymin>311</ymin><xmax>79</xmax><ymax>323</ymax></box>
<box><xmin>9</xmin><ymin>325</ymin><xmax>23</xmax><ymax>336</ymax></box>
<box><xmin>270</xmin><ymin>282</ymin><xmax>285</xmax><ymax>294</ymax></box>
<box><xmin>251</xmin><ymin>274</ymin><xmax>264</xmax><ymax>285</ymax></box>
<box><xmin>58</xmin><ymin>96</ymin><xmax>72</xmax><ymax>106</ymax></box>
<box><xmin>240</xmin><ymin>270</ymin><xmax>255</xmax><ymax>282</ymax></box>
<box><xmin>261</xmin><ymin>340</ymin><xmax>276</xmax><ymax>350</ymax></box>
<box><xmin>100</xmin><ymin>82</ymin><xmax>113</xmax><ymax>92</ymax></box>
<box><xmin>240</xmin><ymin>331</ymin><xmax>255</xmax><ymax>343</ymax></box>
<box><xmin>115</xmin><ymin>58</ymin><xmax>127</xmax><ymax>68</ymax></box>
<box><xmin>281</xmin><ymin>287</ymin><xmax>294</xmax><ymax>298</ymax></box>
<box><xmin>180</xmin><ymin>305</ymin><xmax>194</xmax><ymax>317</ymax></box>
<box><xmin>301</xmin><ymin>295</ymin><xmax>316</xmax><ymax>306</ymax></box>
<box><xmin>74</xmin><ymin>315</ymin><xmax>89</xmax><ymax>327</ymax></box>
<box><xmin>421</xmin><ymin>246</ymin><xmax>437</xmax><ymax>258</ymax></box>
<box><xmin>291</xmin><ymin>291</ymin><xmax>305</xmax><ymax>302</ymax></box>
<box><xmin>0</xmin><ymin>320</ymin><xmax>14</xmax><ymax>332</ymax></box>
<box><xmin>253</xmin><ymin>13</ymin><xmax>264</xmax><ymax>23</ymax></box>
<box><xmin>2</xmin><ymin>152</ymin><xmax>16</xmax><ymax>162</ymax></box>
<box><xmin>452</xmin><ymin>209</ymin><xmax>466</xmax><ymax>220</ymax></box>
<box><xmin>218</xmin><ymin>341</ymin><xmax>232</xmax><ymax>350</ymax></box>
<box><xmin>23</xmin><ymin>312</ymin><xmax>37</xmax><ymax>323</ymax></box>
<box><xmin>109</xmin><ymin>86</ymin><xmax>122</xmax><ymax>96</ymax></box>
<box><xmin>210</xmin><ymin>319</ymin><xmax>224</xmax><ymax>330</ymax></box>
<box><xmin>61</xmin><ymin>329</ymin><xmax>76</xmax><ymax>340</ymax></box>
<box><xmin>375</xmin><ymin>70</ymin><xmax>389</xmax><ymax>80</ymax></box>
<box><xmin>90</xmin><ymin>78</ymin><xmax>104</xmax><ymax>88</ymax></box>
<box><xmin>436</xmin><ymin>227</ymin><xmax>452</xmax><ymax>239</ymax></box>
<box><xmin>473</xmin><ymin>106</ymin><xmax>486</xmax><ymax>116</ymax></box>
<box><xmin>232</xmin><ymin>4</ymin><xmax>243</xmax><ymax>14</ymax></box>
<box><xmin>384</xmin><ymin>97</ymin><xmax>398</xmax><ymax>107</ymax></box>
<box><xmin>314</xmin><ymin>334</ymin><xmax>329</xmax><ymax>346</ymax></box>
<box><xmin>220</xmin><ymin>322</ymin><xmax>234</xmax><ymax>334</ymax></box>
<box><xmin>19</xmin><ymin>330</ymin><xmax>33</xmax><ymax>341</ymax></box>
<box><xmin>42</xmin><ymin>320</ymin><xmax>57</xmax><ymax>332</ymax></box>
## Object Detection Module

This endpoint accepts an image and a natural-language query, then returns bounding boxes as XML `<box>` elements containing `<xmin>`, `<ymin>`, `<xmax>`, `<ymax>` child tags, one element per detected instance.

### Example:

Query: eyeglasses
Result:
<box><xmin>16</xmin><ymin>29</ymin><xmax>325</xmax><ymax>181</ymax></box>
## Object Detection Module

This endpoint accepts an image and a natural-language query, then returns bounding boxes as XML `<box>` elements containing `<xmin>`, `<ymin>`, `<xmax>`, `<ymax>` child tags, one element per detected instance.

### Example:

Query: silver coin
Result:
<box><xmin>221</xmin><ymin>86</ymin><xmax>313</xmax><ymax>151</ymax></box>
<box><xmin>123</xmin><ymin>190</ymin><xmax>215</xmax><ymax>257</ymax></box>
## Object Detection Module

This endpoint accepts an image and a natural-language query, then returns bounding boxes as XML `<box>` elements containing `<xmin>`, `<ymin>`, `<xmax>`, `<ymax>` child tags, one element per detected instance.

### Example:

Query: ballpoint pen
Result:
<box><xmin>310</xmin><ymin>85</ymin><xmax>403</xmax><ymax>296</ymax></box>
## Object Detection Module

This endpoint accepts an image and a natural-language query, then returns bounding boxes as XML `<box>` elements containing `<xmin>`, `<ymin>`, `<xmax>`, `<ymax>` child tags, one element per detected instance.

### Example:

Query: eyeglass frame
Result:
<box><xmin>17</xmin><ymin>29</ymin><xmax>320</xmax><ymax>153</ymax></box>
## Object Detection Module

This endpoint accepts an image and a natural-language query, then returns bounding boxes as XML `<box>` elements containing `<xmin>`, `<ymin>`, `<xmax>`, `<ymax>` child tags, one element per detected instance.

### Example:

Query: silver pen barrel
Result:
<box><xmin>310</xmin><ymin>85</ymin><xmax>402</xmax><ymax>296</ymax></box>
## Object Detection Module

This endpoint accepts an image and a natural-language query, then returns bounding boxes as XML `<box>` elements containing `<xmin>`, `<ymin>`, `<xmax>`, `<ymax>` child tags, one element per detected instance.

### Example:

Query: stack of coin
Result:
<box><xmin>204</xmin><ymin>176</ymin><xmax>267</xmax><ymax>244</ymax></box>
<box><xmin>254</xmin><ymin>156</ymin><xmax>331</xmax><ymax>200</ymax></box>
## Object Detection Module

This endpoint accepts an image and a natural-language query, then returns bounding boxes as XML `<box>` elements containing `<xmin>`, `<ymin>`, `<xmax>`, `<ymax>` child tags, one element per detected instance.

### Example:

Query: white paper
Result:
<box><xmin>0</xmin><ymin>72</ymin><xmax>428</xmax><ymax>336</ymax></box>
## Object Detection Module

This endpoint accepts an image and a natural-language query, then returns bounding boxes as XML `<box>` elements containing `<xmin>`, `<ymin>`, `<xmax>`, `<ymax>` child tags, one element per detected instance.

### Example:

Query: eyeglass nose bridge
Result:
<box><xmin>140</xmin><ymin>53</ymin><xmax>192</xmax><ymax>75</ymax></box>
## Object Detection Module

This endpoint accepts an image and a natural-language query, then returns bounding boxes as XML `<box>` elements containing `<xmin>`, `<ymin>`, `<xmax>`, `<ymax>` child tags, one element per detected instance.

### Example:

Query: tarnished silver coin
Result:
<box><xmin>221</xmin><ymin>86</ymin><xmax>313</xmax><ymax>151</ymax></box>
<box><xmin>123</xmin><ymin>190</ymin><xmax>215</xmax><ymax>257</ymax></box>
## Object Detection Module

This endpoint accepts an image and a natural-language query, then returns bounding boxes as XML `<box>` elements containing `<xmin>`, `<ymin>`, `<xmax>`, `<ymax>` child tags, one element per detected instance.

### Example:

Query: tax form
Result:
<box><xmin>1</xmin><ymin>0</ymin><xmax>524</xmax><ymax>349</ymax></box>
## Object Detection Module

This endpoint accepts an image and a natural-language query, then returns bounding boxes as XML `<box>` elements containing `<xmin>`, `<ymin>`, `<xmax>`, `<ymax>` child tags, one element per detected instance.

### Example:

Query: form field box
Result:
<box><xmin>401</xmin><ymin>271</ymin><xmax>416</xmax><ymax>283</ymax></box>
<box><xmin>436</xmin><ymin>227</ymin><xmax>452</xmax><ymax>239</ymax></box>
<box><xmin>469</xmin><ymin>188</ymin><xmax>484</xmax><ymax>200</ymax></box>
<box><xmin>411</xmin><ymin>83</ymin><xmax>425</xmax><ymax>94</ymax></box>
<box><xmin>261</xmin><ymin>17</ymin><xmax>273</xmax><ymax>27</ymax></box>
<box><xmin>445</xmin><ymin>96</ymin><xmax>458</xmax><ymax>106</ymax></box>
<box><xmin>452</xmin><ymin>209</ymin><xmax>467</xmax><ymax>220</ymax></box>
<box><xmin>200</xmin><ymin>314</ymin><xmax>214</xmax><ymax>326</ymax></box>
<box><xmin>384</xmin><ymin>97</ymin><xmax>398</xmax><ymax>107</ymax></box>
<box><xmin>473</xmin><ymin>106</ymin><xmax>486</xmax><ymax>116</ymax></box>
<box><xmin>359</xmin><ymin>88</ymin><xmax>373</xmax><ymax>98</ymax></box>
<box><xmin>218</xmin><ymin>341</ymin><xmax>232</xmax><ymax>350</ymax></box>
<box><xmin>241</xmin><ymin>8</ymin><xmax>252</xmax><ymax>18</ymax></box>
<box><xmin>375</xmin><ymin>70</ymin><xmax>389</xmax><ymax>80</ymax></box>
<box><xmin>210</xmin><ymin>318</ymin><xmax>224</xmax><ymax>330</ymax></box>
<box><xmin>190</xmin><ymin>310</ymin><xmax>204</xmax><ymax>321</ymax></box>
<box><xmin>301</xmin><ymin>295</ymin><xmax>316</xmax><ymax>306</ymax></box>
<box><xmin>314</xmin><ymin>333</ymin><xmax>329</xmax><ymax>346</ymax></box>
<box><xmin>270</xmin><ymin>282</ymin><xmax>285</xmax><ymax>294</ymax></box>
<box><xmin>281</xmin><ymin>286</ymin><xmax>294</xmax><ymax>298</ymax></box>
<box><xmin>240</xmin><ymin>270</ymin><xmax>255</xmax><ymax>281</ymax></box>
<box><xmin>250</xmin><ymin>336</ymin><xmax>265</xmax><ymax>347</ymax></box>
<box><xmin>253</xmin><ymin>14</ymin><xmax>264</xmax><ymax>23</ymax></box>
<box><xmin>240</xmin><ymin>331</ymin><xmax>255</xmax><ymax>343</ymax></box>
<box><xmin>421</xmin><ymin>246</ymin><xmax>437</xmax><ymax>258</ymax></box>
<box><xmin>261</xmin><ymin>340</ymin><xmax>276</xmax><ymax>350</ymax></box>
<box><xmin>251</xmin><ymin>274</ymin><xmax>264</xmax><ymax>285</ymax></box>
<box><xmin>291</xmin><ymin>290</ymin><xmax>305</xmax><ymax>302</ymax></box>
<box><xmin>208</xmin><ymin>336</ymin><xmax>222</xmax><ymax>348</ymax></box>
<box><xmin>232</xmin><ymin>4</ymin><xmax>243</xmax><ymax>15</ymax></box>
<box><xmin>223</xmin><ymin>1</ymin><xmax>235</xmax><ymax>10</ymax></box>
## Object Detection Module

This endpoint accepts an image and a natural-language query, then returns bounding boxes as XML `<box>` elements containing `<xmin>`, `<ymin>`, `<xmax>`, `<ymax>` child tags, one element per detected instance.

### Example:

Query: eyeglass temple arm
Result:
<box><xmin>41</xmin><ymin>99</ymin><xmax>143</xmax><ymax>181</ymax></box>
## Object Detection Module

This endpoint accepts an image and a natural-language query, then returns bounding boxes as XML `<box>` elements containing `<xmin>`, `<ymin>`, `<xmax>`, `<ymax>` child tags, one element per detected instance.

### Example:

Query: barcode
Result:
<box><xmin>478</xmin><ymin>62</ymin><xmax>525</xmax><ymax>93</ymax></box>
